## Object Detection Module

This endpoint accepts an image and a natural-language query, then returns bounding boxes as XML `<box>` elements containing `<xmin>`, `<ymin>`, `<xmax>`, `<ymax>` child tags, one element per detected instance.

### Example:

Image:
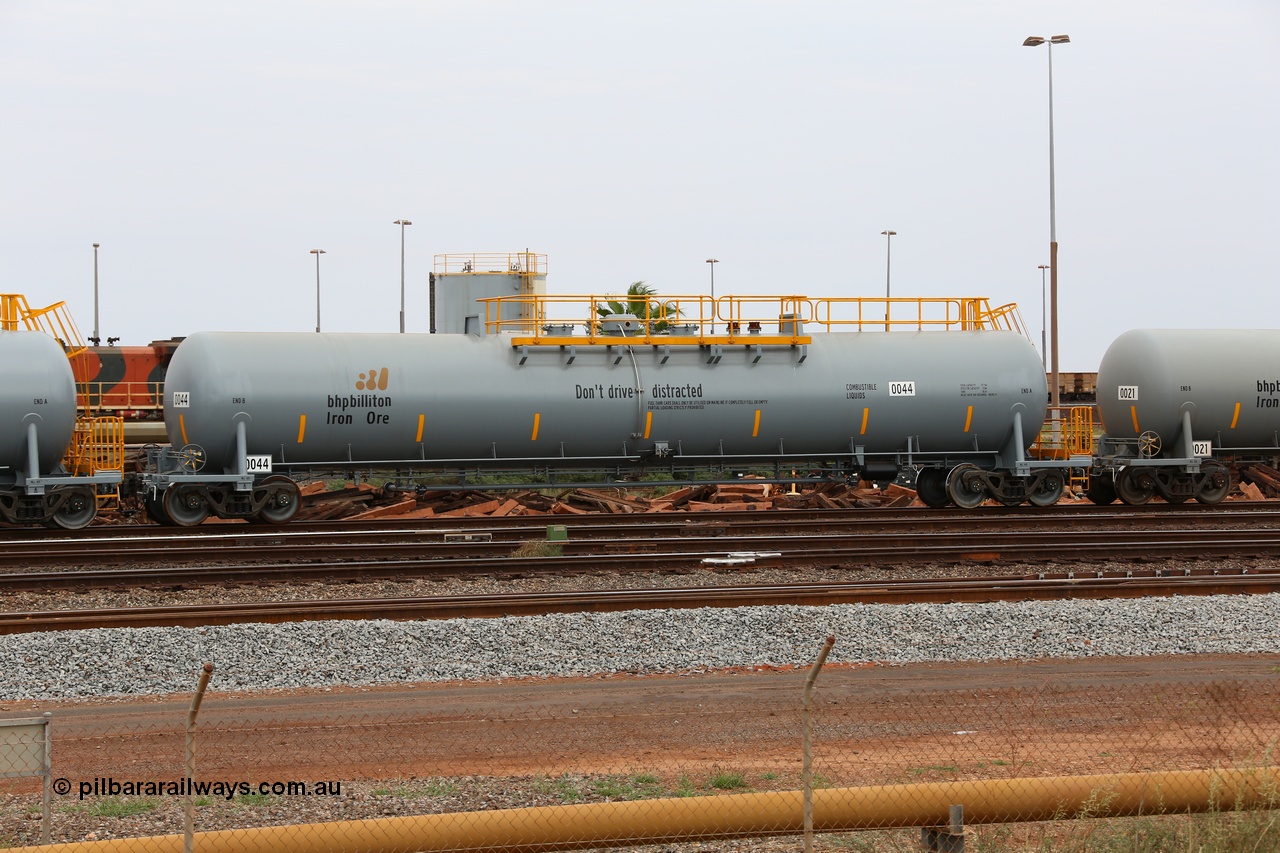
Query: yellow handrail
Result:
<box><xmin>1029</xmin><ymin>406</ymin><xmax>1095</xmax><ymax>461</ymax></box>
<box><xmin>75</xmin><ymin>380</ymin><xmax>166</xmax><ymax>412</ymax></box>
<box><xmin>64</xmin><ymin>416</ymin><xmax>125</xmax><ymax>473</ymax></box>
<box><xmin>0</xmin><ymin>293</ymin><xmax>88</xmax><ymax>356</ymax></box>
<box><xmin>477</xmin><ymin>294</ymin><xmax>1030</xmax><ymax>345</ymax></box>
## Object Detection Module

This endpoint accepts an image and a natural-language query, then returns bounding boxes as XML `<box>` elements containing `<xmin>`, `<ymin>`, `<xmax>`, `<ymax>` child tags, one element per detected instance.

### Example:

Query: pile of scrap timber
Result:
<box><xmin>294</xmin><ymin>480</ymin><xmax>920</xmax><ymax>521</ymax></box>
<box><xmin>1240</xmin><ymin>463</ymin><xmax>1280</xmax><ymax>500</ymax></box>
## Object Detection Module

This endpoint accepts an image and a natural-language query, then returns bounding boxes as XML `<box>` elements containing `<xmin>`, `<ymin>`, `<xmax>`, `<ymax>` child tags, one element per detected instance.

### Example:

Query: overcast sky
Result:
<box><xmin>2</xmin><ymin>1</ymin><xmax>1277</xmax><ymax>370</ymax></box>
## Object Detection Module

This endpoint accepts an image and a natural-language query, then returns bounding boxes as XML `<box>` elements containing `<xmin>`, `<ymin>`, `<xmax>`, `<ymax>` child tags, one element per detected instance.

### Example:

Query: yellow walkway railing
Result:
<box><xmin>0</xmin><ymin>293</ymin><xmax>87</xmax><ymax>356</ymax></box>
<box><xmin>479</xmin><ymin>294</ymin><xmax>1029</xmax><ymax>347</ymax></box>
<box><xmin>65</xmin><ymin>416</ymin><xmax>126</xmax><ymax>475</ymax></box>
<box><xmin>1029</xmin><ymin>406</ymin><xmax>1096</xmax><ymax>492</ymax></box>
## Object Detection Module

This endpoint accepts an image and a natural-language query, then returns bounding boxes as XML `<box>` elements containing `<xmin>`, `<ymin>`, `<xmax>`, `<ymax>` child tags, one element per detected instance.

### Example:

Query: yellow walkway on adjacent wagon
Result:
<box><xmin>479</xmin><ymin>293</ymin><xmax>1029</xmax><ymax>347</ymax></box>
<box><xmin>1</xmin><ymin>293</ymin><xmax>125</xmax><ymax>490</ymax></box>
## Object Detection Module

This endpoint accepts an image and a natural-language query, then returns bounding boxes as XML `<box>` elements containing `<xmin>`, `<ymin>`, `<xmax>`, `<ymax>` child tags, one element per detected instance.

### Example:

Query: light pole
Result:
<box><xmin>92</xmin><ymin>243</ymin><xmax>100</xmax><ymax>345</ymax></box>
<box><xmin>1024</xmin><ymin>33</ymin><xmax>1070</xmax><ymax>409</ymax></box>
<box><xmin>880</xmin><ymin>230</ymin><xmax>896</xmax><ymax>331</ymax></box>
<box><xmin>705</xmin><ymin>258</ymin><xmax>718</xmax><ymax>333</ymax></box>
<box><xmin>310</xmin><ymin>249</ymin><xmax>326</xmax><ymax>333</ymax></box>
<box><xmin>1037</xmin><ymin>264</ymin><xmax>1049</xmax><ymax>373</ymax></box>
<box><xmin>394</xmin><ymin>219</ymin><xmax>412</xmax><ymax>333</ymax></box>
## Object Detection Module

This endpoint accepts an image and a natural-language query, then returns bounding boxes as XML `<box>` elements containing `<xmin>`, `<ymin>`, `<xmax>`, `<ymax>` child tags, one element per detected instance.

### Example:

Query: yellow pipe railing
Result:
<box><xmin>479</xmin><ymin>294</ymin><xmax>1030</xmax><ymax>347</ymax></box>
<box><xmin>12</xmin><ymin>768</ymin><xmax>1278</xmax><ymax>853</ymax></box>
<box><xmin>0</xmin><ymin>294</ymin><xmax>87</xmax><ymax>356</ymax></box>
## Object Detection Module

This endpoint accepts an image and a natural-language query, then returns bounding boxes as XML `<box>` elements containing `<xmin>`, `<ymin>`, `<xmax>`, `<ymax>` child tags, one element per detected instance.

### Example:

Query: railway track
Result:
<box><xmin>3</xmin><ymin>524</ymin><xmax>1280</xmax><ymax>592</ymax></box>
<box><xmin>4</xmin><ymin>504</ymin><xmax>1278</xmax><ymax>635</ymax></box>
<box><xmin>4</xmin><ymin>504</ymin><xmax>1280</xmax><ymax>583</ymax></box>
<box><xmin>4</xmin><ymin>568</ymin><xmax>1276</xmax><ymax>634</ymax></box>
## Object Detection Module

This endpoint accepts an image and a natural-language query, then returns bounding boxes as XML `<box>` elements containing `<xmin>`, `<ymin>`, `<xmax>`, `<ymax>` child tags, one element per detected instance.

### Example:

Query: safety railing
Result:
<box><xmin>1028</xmin><ymin>406</ymin><xmax>1096</xmax><ymax>487</ymax></box>
<box><xmin>0</xmin><ymin>293</ymin><xmax>87</xmax><ymax>356</ymax></box>
<box><xmin>434</xmin><ymin>252</ymin><xmax>548</xmax><ymax>275</ymax></box>
<box><xmin>808</xmin><ymin>297</ymin><xmax>1028</xmax><ymax>334</ymax></box>
<box><xmin>73</xmin><ymin>381</ymin><xmax>166</xmax><ymax>413</ymax></box>
<box><xmin>63</xmin><ymin>416</ymin><xmax>126</xmax><ymax>504</ymax></box>
<box><xmin>479</xmin><ymin>294</ymin><xmax>1029</xmax><ymax>347</ymax></box>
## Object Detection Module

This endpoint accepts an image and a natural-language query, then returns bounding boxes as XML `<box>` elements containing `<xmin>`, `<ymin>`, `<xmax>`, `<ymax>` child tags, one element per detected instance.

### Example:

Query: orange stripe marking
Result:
<box><xmin>860</xmin><ymin>408</ymin><xmax>869</xmax><ymax>435</ymax></box>
<box><xmin>963</xmin><ymin>405</ymin><xmax>973</xmax><ymax>433</ymax></box>
<box><xmin>415</xmin><ymin>414</ymin><xmax>425</xmax><ymax>443</ymax></box>
<box><xmin>531</xmin><ymin>412</ymin><xmax>541</xmax><ymax>441</ymax></box>
<box><xmin>297</xmin><ymin>414</ymin><xmax>306</xmax><ymax>443</ymax></box>
<box><xmin>1230</xmin><ymin>402</ymin><xmax>1241</xmax><ymax>429</ymax></box>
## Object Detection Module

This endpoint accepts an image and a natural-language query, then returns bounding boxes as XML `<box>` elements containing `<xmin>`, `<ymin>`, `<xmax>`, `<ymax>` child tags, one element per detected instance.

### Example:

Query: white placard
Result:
<box><xmin>888</xmin><ymin>381</ymin><xmax>916</xmax><ymax>397</ymax></box>
<box><xmin>245</xmin><ymin>455</ymin><xmax>273</xmax><ymax>474</ymax></box>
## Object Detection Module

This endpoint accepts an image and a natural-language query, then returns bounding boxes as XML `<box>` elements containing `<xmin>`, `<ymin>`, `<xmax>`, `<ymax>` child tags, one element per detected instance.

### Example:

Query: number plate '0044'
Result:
<box><xmin>245</xmin><ymin>455</ymin><xmax>273</xmax><ymax>474</ymax></box>
<box><xmin>888</xmin><ymin>381</ymin><xmax>916</xmax><ymax>397</ymax></box>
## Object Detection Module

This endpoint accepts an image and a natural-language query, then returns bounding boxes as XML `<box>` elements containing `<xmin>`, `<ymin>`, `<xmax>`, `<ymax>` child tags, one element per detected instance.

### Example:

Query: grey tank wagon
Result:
<box><xmin>143</xmin><ymin>327</ymin><xmax>1071</xmax><ymax>524</ymax></box>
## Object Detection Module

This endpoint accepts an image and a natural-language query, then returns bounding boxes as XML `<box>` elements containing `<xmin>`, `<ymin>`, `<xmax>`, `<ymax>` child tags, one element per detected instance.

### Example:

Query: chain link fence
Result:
<box><xmin>1</xmin><ymin>661</ymin><xmax>1278</xmax><ymax>851</ymax></box>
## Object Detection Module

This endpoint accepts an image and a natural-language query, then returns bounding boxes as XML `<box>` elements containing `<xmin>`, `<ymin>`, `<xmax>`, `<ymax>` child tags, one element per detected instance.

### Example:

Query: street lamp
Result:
<box><xmin>394</xmin><ymin>220</ymin><xmax>412</xmax><ymax>333</ymax></box>
<box><xmin>1024</xmin><ymin>33</ymin><xmax>1070</xmax><ymax>409</ymax></box>
<box><xmin>310</xmin><ymin>249</ymin><xmax>326</xmax><ymax>333</ymax></box>
<box><xmin>92</xmin><ymin>243</ymin><xmax>100</xmax><ymax>345</ymax></box>
<box><xmin>880</xmin><ymin>230</ymin><xmax>896</xmax><ymax>331</ymax></box>
<box><xmin>705</xmin><ymin>258</ymin><xmax>718</xmax><ymax>333</ymax></box>
<box><xmin>1037</xmin><ymin>264</ymin><xmax>1049</xmax><ymax>373</ymax></box>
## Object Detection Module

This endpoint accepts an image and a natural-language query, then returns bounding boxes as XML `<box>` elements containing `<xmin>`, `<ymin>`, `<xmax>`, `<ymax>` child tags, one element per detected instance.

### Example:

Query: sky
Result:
<box><xmin>2</xmin><ymin>0</ymin><xmax>1277</xmax><ymax>371</ymax></box>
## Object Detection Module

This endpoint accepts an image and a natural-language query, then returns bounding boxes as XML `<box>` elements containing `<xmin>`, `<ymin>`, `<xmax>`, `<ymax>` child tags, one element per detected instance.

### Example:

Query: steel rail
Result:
<box><xmin>3</xmin><ymin>570</ymin><xmax>1276</xmax><ymax>634</ymax></box>
<box><xmin>3</xmin><ymin>528</ymin><xmax>1280</xmax><ymax>591</ymax></box>
<box><xmin>4</xmin><ymin>501</ymin><xmax>1280</xmax><ymax>550</ymax></box>
<box><xmin>5</xmin><ymin>505</ymin><xmax>1280</xmax><ymax>571</ymax></box>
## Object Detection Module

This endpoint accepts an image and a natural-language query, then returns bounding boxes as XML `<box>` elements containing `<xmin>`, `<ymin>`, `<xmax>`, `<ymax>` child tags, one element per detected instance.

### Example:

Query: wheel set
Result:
<box><xmin>142</xmin><ymin>476</ymin><xmax>301</xmax><ymax>527</ymax></box>
<box><xmin>1087</xmin><ymin>461</ymin><xmax>1233</xmax><ymax>507</ymax></box>
<box><xmin>914</xmin><ymin>465</ymin><xmax>1068</xmax><ymax>509</ymax></box>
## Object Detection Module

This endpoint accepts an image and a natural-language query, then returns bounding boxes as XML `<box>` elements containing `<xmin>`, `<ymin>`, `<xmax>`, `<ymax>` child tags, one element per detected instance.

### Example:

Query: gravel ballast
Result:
<box><xmin>4</xmin><ymin>594</ymin><xmax>1280</xmax><ymax>701</ymax></box>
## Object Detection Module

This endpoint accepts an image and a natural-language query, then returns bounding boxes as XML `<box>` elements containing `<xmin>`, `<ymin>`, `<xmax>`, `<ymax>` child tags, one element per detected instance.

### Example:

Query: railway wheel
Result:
<box><xmin>144</xmin><ymin>489</ymin><xmax>174</xmax><ymax>525</ymax></box>
<box><xmin>1086</xmin><ymin>473</ymin><xmax>1117</xmax><ymax>505</ymax></box>
<box><xmin>1195</xmin><ymin>462</ymin><xmax>1232</xmax><ymax>504</ymax></box>
<box><xmin>1028</xmin><ymin>473</ymin><xmax>1065</xmax><ymax>507</ymax></box>
<box><xmin>915</xmin><ymin>468</ymin><xmax>950</xmax><ymax>508</ymax></box>
<box><xmin>946</xmin><ymin>464</ymin><xmax>988</xmax><ymax>509</ymax></box>
<box><xmin>48</xmin><ymin>487</ymin><xmax>97</xmax><ymax>530</ymax></box>
<box><xmin>163</xmin><ymin>485</ymin><xmax>210</xmax><ymax>527</ymax></box>
<box><xmin>257</xmin><ymin>475</ymin><xmax>300</xmax><ymax>524</ymax></box>
<box><xmin>1114</xmin><ymin>467</ymin><xmax>1155</xmax><ymax>506</ymax></box>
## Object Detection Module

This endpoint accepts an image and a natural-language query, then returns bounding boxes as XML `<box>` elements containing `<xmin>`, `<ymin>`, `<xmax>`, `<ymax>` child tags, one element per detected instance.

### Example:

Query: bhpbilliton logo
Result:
<box><xmin>356</xmin><ymin>368</ymin><xmax>389</xmax><ymax>391</ymax></box>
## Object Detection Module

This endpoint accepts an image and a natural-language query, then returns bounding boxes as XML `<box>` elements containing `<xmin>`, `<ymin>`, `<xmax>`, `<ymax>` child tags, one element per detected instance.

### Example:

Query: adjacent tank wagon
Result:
<box><xmin>1089</xmin><ymin>329</ymin><xmax>1277</xmax><ymax>505</ymax></box>
<box><xmin>150</xmin><ymin>327</ymin><xmax>1064</xmax><ymax>523</ymax></box>
<box><xmin>0</xmin><ymin>331</ymin><xmax>118</xmax><ymax>528</ymax></box>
